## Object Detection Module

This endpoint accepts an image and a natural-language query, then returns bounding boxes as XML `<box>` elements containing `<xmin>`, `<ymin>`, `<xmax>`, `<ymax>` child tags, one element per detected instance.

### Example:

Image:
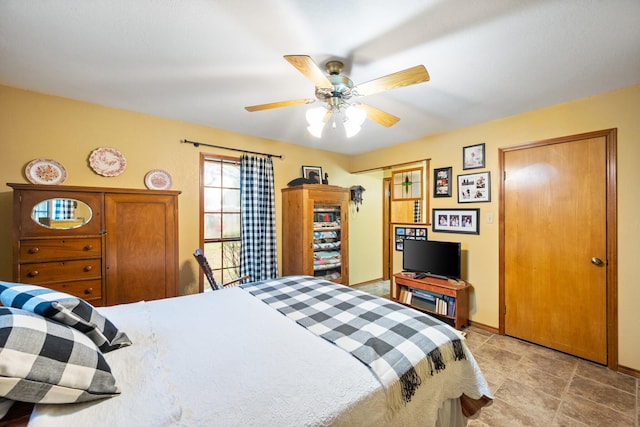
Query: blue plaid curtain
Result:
<box><xmin>240</xmin><ymin>155</ymin><xmax>278</xmax><ymax>281</ymax></box>
<box><xmin>54</xmin><ymin>199</ymin><xmax>75</xmax><ymax>219</ymax></box>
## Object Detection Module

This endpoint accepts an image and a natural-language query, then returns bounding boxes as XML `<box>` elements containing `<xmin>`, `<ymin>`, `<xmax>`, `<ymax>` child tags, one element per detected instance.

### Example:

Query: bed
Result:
<box><xmin>1</xmin><ymin>276</ymin><xmax>491</xmax><ymax>426</ymax></box>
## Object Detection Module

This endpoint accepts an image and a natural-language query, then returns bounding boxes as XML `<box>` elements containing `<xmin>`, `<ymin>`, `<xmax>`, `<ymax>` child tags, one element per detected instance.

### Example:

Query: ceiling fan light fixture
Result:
<box><xmin>307</xmin><ymin>122</ymin><xmax>325</xmax><ymax>138</ymax></box>
<box><xmin>344</xmin><ymin>121</ymin><xmax>361</xmax><ymax>138</ymax></box>
<box><xmin>342</xmin><ymin>105</ymin><xmax>366</xmax><ymax>138</ymax></box>
<box><xmin>346</xmin><ymin>105</ymin><xmax>367</xmax><ymax>127</ymax></box>
<box><xmin>245</xmin><ymin>55</ymin><xmax>430</xmax><ymax>138</ymax></box>
<box><xmin>306</xmin><ymin>106</ymin><xmax>326</xmax><ymax>126</ymax></box>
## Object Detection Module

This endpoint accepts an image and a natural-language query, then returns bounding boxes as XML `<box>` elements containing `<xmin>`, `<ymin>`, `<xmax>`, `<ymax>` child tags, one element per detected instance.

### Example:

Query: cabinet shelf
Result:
<box><xmin>392</xmin><ymin>273</ymin><xmax>470</xmax><ymax>330</ymax></box>
<box><xmin>407</xmin><ymin>303</ymin><xmax>455</xmax><ymax>320</ymax></box>
<box><xmin>313</xmin><ymin>263</ymin><xmax>342</xmax><ymax>271</ymax></box>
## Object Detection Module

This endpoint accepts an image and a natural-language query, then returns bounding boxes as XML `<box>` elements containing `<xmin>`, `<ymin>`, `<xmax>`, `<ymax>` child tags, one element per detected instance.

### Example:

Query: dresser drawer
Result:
<box><xmin>19</xmin><ymin>259</ymin><xmax>102</xmax><ymax>283</ymax></box>
<box><xmin>46</xmin><ymin>279</ymin><xmax>103</xmax><ymax>303</ymax></box>
<box><xmin>19</xmin><ymin>238</ymin><xmax>101</xmax><ymax>261</ymax></box>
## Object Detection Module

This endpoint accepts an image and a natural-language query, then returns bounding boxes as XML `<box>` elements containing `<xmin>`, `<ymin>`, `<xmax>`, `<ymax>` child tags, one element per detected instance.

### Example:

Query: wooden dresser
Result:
<box><xmin>8</xmin><ymin>183</ymin><xmax>180</xmax><ymax>306</ymax></box>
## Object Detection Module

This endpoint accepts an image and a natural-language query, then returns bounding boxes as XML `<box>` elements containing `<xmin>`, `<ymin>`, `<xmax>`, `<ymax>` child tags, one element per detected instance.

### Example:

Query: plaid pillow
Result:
<box><xmin>0</xmin><ymin>281</ymin><xmax>131</xmax><ymax>353</ymax></box>
<box><xmin>0</xmin><ymin>307</ymin><xmax>120</xmax><ymax>406</ymax></box>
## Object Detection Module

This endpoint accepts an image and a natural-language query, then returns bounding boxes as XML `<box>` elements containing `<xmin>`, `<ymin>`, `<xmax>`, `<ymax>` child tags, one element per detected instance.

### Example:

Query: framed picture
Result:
<box><xmin>415</xmin><ymin>227</ymin><xmax>427</xmax><ymax>240</ymax></box>
<box><xmin>457</xmin><ymin>171</ymin><xmax>491</xmax><ymax>203</ymax></box>
<box><xmin>463</xmin><ymin>143</ymin><xmax>485</xmax><ymax>170</ymax></box>
<box><xmin>433</xmin><ymin>167</ymin><xmax>452</xmax><ymax>197</ymax></box>
<box><xmin>302</xmin><ymin>165</ymin><xmax>322</xmax><ymax>183</ymax></box>
<box><xmin>402</xmin><ymin>227</ymin><xmax>427</xmax><ymax>240</ymax></box>
<box><xmin>432</xmin><ymin>208</ymin><xmax>480</xmax><ymax>234</ymax></box>
<box><xmin>394</xmin><ymin>227</ymin><xmax>405</xmax><ymax>250</ymax></box>
<box><xmin>394</xmin><ymin>227</ymin><xmax>427</xmax><ymax>250</ymax></box>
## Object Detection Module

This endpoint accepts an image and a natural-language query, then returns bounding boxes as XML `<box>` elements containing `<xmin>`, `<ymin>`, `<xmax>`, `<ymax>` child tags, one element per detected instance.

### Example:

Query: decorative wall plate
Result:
<box><xmin>89</xmin><ymin>147</ymin><xmax>126</xmax><ymax>177</ymax></box>
<box><xmin>25</xmin><ymin>158</ymin><xmax>68</xmax><ymax>185</ymax></box>
<box><xmin>144</xmin><ymin>169</ymin><xmax>172</xmax><ymax>190</ymax></box>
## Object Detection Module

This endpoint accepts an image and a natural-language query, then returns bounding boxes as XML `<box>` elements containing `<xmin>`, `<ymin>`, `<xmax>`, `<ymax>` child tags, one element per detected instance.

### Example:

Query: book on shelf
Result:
<box><xmin>398</xmin><ymin>287</ymin><xmax>414</xmax><ymax>305</ymax></box>
<box><xmin>412</xmin><ymin>288</ymin><xmax>456</xmax><ymax>316</ymax></box>
<box><xmin>397</xmin><ymin>285</ymin><xmax>457</xmax><ymax>317</ymax></box>
<box><xmin>447</xmin><ymin>297</ymin><xmax>456</xmax><ymax>316</ymax></box>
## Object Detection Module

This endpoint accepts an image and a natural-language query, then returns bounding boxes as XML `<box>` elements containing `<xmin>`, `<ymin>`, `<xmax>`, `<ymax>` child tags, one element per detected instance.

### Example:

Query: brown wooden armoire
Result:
<box><xmin>9</xmin><ymin>183</ymin><xmax>180</xmax><ymax>306</ymax></box>
<box><xmin>281</xmin><ymin>184</ymin><xmax>349</xmax><ymax>286</ymax></box>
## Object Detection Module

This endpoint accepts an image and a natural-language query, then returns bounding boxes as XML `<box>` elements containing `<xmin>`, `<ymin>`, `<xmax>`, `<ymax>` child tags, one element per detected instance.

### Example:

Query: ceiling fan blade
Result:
<box><xmin>356</xmin><ymin>104</ymin><xmax>400</xmax><ymax>128</ymax></box>
<box><xmin>245</xmin><ymin>98</ymin><xmax>313</xmax><ymax>112</ymax></box>
<box><xmin>353</xmin><ymin>65</ymin><xmax>430</xmax><ymax>97</ymax></box>
<box><xmin>284</xmin><ymin>55</ymin><xmax>333</xmax><ymax>89</ymax></box>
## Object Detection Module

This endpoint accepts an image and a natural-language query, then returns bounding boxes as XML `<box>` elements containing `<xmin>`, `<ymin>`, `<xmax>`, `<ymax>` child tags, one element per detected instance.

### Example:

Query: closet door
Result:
<box><xmin>104</xmin><ymin>192</ymin><xmax>179</xmax><ymax>305</ymax></box>
<box><xmin>502</xmin><ymin>132</ymin><xmax>613</xmax><ymax>364</ymax></box>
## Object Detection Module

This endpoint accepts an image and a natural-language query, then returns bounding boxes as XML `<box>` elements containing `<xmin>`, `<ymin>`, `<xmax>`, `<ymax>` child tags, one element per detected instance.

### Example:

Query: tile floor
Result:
<box><xmin>354</xmin><ymin>281</ymin><xmax>639</xmax><ymax>427</ymax></box>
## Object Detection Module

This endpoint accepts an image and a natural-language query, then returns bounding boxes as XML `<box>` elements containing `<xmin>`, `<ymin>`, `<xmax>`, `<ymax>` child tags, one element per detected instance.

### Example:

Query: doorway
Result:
<box><xmin>382</xmin><ymin>177</ymin><xmax>391</xmax><ymax>280</ymax></box>
<box><xmin>499</xmin><ymin>129</ymin><xmax>617</xmax><ymax>367</ymax></box>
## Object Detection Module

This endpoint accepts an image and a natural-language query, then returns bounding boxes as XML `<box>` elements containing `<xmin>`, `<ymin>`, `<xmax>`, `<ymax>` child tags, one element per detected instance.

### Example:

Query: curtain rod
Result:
<box><xmin>182</xmin><ymin>139</ymin><xmax>284</xmax><ymax>159</ymax></box>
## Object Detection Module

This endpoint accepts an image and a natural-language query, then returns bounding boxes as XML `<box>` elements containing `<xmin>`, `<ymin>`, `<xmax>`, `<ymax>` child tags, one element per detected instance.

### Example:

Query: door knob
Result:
<box><xmin>591</xmin><ymin>257</ymin><xmax>605</xmax><ymax>266</ymax></box>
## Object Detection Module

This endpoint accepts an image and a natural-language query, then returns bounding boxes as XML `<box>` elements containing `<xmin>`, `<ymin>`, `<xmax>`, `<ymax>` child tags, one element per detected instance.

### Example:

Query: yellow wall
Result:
<box><xmin>1</xmin><ymin>83</ymin><xmax>638</xmax><ymax>372</ymax></box>
<box><xmin>347</xmin><ymin>169</ymin><xmax>384</xmax><ymax>284</ymax></box>
<box><xmin>349</xmin><ymin>84</ymin><xmax>640</xmax><ymax>372</ymax></box>
<box><xmin>0</xmin><ymin>84</ymin><xmax>374</xmax><ymax>295</ymax></box>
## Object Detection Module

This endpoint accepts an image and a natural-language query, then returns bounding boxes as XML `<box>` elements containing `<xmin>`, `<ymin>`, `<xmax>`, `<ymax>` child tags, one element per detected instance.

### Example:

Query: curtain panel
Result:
<box><xmin>240</xmin><ymin>155</ymin><xmax>278</xmax><ymax>281</ymax></box>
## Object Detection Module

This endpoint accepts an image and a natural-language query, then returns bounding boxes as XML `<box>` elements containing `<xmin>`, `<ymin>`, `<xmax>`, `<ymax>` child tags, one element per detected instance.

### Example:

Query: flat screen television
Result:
<box><xmin>402</xmin><ymin>239</ymin><xmax>461</xmax><ymax>280</ymax></box>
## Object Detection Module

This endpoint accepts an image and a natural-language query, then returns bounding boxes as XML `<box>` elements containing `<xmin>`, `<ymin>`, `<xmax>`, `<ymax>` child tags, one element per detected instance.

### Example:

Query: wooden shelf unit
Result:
<box><xmin>392</xmin><ymin>273</ymin><xmax>470</xmax><ymax>330</ymax></box>
<box><xmin>281</xmin><ymin>184</ymin><xmax>349</xmax><ymax>285</ymax></box>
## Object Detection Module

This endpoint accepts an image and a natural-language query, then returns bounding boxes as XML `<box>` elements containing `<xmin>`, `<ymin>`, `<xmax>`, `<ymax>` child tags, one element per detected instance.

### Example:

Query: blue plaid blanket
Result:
<box><xmin>241</xmin><ymin>276</ymin><xmax>466</xmax><ymax>412</ymax></box>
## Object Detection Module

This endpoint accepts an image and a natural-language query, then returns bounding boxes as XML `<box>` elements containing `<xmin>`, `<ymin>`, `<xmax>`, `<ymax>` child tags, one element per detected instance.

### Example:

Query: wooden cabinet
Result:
<box><xmin>281</xmin><ymin>185</ymin><xmax>349</xmax><ymax>285</ymax></box>
<box><xmin>392</xmin><ymin>273</ymin><xmax>470</xmax><ymax>330</ymax></box>
<box><xmin>9</xmin><ymin>183</ymin><xmax>180</xmax><ymax>306</ymax></box>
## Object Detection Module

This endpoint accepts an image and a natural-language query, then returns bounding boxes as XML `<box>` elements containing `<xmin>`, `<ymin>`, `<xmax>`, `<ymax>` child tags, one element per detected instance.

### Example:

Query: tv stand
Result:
<box><xmin>392</xmin><ymin>273</ymin><xmax>470</xmax><ymax>330</ymax></box>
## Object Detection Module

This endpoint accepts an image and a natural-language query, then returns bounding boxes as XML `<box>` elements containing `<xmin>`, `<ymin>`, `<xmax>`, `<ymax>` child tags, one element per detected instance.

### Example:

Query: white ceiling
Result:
<box><xmin>1</xmin><ymin>0</ymin><xmax>639</xmax><ymax>155</ymax></box>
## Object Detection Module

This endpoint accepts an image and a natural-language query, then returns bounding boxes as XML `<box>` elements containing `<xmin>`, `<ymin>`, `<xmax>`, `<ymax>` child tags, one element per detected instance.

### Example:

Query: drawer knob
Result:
<box><xmin>27</xmin><ymin>270</ymin><xmax>39</xmax><ymax>277</ymax></box>
<box><xmin>84</xmin><ymin>288</ymin><xmax>93</xmax><ymax>295</ymax></box>
<box><xmin>84</xmin><ymin>265</ymin><xmax>93</xmax><ymax>272</ymax></box>
<box><xmin>28</xmin><ymin>247</ymin><xmax>40</xmax><ymax>254</ymax></box>
<box><xmin>84</xmin><ymin>244</ymin><xmax>93</xmax><ymax>251</ymax></box>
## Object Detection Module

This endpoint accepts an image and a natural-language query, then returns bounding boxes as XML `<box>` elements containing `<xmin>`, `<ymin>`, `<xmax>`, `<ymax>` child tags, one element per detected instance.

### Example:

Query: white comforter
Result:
<box><xmin>29</xmin><ymin>287</ymin><xmax>490</xmax><ymax>426</ymax></box>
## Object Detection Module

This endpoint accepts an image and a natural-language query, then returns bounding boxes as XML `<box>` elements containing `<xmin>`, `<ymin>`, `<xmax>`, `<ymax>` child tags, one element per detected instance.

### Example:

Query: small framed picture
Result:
<box><xmin>458</xmin><ymin>171</ymin><xmax>491</xmax><ymax>203</ymax></box>
<box><xmin>394</xmin><ymin>227</ymin><xmax>404</xmax><ymax>250</ymax></box>
<box><xmin>463</xmin><ymin>143</ymin><xmax>485</xmax><ymax>170</ymax></box>
<box><xmin>432</xmin><ymin>208</ymin><xmax>480</xmax><ymax>234</ymax></box>
<box><xmin>433</xmin><ymin>167</ymin><xmax>452</xmax><ymax>197</ymax></box>
<box><xmin>302</xmin><ymin>165</ymin><xmax>322</xmax><ymax>183</ymax></box>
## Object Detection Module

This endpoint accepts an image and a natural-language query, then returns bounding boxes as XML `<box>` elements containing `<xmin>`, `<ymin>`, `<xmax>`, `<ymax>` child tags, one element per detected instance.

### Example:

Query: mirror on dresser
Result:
<box><xmin>31</xmin><ymin>198</ymin><xmax>93</xmax><ymax>229</ymax></box>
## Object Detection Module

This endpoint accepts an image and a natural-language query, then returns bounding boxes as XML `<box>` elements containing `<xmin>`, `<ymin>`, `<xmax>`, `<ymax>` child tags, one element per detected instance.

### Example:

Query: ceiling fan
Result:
<box><xmin>245</xmin><ymin>55</ymin><xmax>430</xmax><ymax>137</ymax></box>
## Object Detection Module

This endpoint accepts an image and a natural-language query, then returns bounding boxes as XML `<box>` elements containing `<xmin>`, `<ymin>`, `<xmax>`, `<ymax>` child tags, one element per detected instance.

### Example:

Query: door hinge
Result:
<box><xmin>503</xmin><ymin>305</ymin><xmax>507</xmax><ymax>314</ymax></box>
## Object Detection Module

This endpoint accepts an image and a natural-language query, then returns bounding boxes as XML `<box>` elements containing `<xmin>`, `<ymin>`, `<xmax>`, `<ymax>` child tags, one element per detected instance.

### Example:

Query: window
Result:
<box><xmin>200</xmin><ymin>154</ymin><xmax>242</xmax><ymax>291</ymax></box>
